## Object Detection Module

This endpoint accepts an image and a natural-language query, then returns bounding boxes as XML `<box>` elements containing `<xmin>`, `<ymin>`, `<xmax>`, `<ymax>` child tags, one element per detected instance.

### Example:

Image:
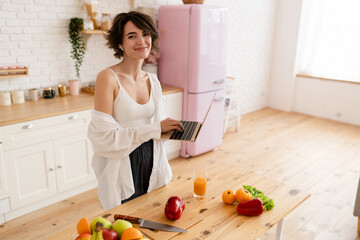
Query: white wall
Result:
<box><xmin>211</xmin><ymin>0</ymin><xmax>277</xmax><ymax>114</ymax></box>
<box><xmin>0</xmin><ymin>0</ymin><xmax>277</xmax><ymax>114</ymax></box>
<box><xmin>0</xmin><ymin>0</ymin><xmax>130</xmax><ymax>91</ymax></box>
<box><xmin>267</xmin><ymin>0</ymin><xmax>303</xmax><ymax>111</ymax></box>
<box><xmin>293</xmin><ymin>77</ymin><xmax>360</xmax><ymax>126</ymax></box>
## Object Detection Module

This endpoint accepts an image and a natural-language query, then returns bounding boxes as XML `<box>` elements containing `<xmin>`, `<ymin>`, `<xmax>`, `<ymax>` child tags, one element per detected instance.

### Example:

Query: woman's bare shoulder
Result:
<box><xmin>97</xmin><ymin>68</ymin><xmax>115</xmax><ymax>81</ymax></box>
<box><xmin>94</xmin><ymin>69</ymin><xmax>116</xmax><ymax>114</ymax></box>
<box><xmin>96</xmin><ymin>68</ymin><xmax>117</xmax><ymax>89</ymax></box>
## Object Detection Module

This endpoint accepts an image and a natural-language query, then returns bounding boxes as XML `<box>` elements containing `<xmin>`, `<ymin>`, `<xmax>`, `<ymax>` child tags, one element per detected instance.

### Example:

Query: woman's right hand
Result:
<box><xmin>161</xmin><ymin>118</ymin><xmax>184</xmax><ymax>133</ymax></box>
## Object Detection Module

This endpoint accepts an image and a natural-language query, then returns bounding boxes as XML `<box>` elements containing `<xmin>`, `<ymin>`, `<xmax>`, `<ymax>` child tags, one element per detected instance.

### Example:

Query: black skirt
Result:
<box><xmin>121</xmin><ymin>139</ymin><xmax>154</xmax><ymax>204</ymax></box>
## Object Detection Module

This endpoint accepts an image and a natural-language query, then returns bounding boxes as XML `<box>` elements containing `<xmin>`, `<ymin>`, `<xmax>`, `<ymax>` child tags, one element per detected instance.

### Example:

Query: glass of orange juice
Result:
<box><xmin>193</xmin><ymin>169</ymin><xmax>207</xmax><ymax>199</ymax></box>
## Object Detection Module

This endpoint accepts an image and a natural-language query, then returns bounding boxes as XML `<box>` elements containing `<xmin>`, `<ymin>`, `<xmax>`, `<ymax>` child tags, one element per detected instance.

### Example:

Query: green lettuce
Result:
<box><xmin>243</xmin><ymin>185</ymin><xmax>274</xmax><ymax>211</ymax></box>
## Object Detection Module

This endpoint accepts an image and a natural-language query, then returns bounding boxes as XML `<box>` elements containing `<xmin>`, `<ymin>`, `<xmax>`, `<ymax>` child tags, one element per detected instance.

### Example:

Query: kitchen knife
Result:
<box><xmin>114</xmin><ymin>214</ymin><xmax>187</xmax><ymax>233</ymax></box>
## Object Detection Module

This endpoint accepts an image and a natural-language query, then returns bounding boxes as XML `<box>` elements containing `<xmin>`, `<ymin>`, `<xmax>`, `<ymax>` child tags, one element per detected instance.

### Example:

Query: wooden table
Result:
<box><xmin>46</xmin><ymin>161</ymin><xmax>310</xmax><ymax>240</ymax></box>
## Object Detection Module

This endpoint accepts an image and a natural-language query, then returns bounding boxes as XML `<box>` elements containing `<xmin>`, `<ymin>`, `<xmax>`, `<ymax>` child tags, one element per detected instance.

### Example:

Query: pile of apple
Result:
<box><xmin>75</xmin><ymin>216</ymin><xmax>149</xmax><ymax>240</ymax></box>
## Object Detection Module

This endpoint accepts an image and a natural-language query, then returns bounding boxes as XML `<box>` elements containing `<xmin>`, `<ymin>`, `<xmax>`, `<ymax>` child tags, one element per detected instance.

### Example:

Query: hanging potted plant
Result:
<box><xmin>68</xmin><ymin>17</ymin><xmax>85</xmax><ymax>95</ymax></box>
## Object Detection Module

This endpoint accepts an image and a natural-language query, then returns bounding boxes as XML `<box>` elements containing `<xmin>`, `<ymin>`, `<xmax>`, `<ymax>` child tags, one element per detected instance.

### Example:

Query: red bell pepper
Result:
<box><xmin>236</xmin><ymin>198</ymin><xmax>264</xmax><ymax>216</ymax></box>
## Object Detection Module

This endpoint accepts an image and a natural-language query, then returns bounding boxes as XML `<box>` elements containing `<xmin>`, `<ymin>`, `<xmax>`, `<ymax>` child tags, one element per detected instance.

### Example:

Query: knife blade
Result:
<box><xmin>114</xmin><ymin>214</ymin><xmax>187</xmax><ymax>233</ymax></box>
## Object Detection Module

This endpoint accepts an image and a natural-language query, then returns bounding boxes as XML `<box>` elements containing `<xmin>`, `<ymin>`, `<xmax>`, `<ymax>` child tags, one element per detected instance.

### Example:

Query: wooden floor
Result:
<box><xmin>0</xmin><ymin>108</ymin><xmax>359</xmax><ymax>240</ymax></box>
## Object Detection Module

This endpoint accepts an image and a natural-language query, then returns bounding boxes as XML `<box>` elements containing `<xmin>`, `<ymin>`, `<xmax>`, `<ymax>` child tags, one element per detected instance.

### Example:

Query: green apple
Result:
<box><xmin>90</xmin><ymin>217</ymin><xmax>112</xmax><ymax>234</ymax></box>
<box><xmin>112</xmin><ymin>219</ymin><xmax>132</xmax><ymax>237</ymax></box>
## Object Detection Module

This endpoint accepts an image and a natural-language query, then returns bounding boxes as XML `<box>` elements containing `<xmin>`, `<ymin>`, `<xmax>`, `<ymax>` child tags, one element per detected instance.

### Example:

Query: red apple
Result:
<box><xmin>164</xmin><ymin>196</ymin><xmax>185</xmax><ymax>220</ymax></box>
<box><xmin>102</xmin><ymin>228</ymin><xmax>118</xmax><ymax>240</ymax></box>
<box><xmin>75</xmin><ymin>233</ymin><xmax>92</xmax><ymax>240</ymax></box>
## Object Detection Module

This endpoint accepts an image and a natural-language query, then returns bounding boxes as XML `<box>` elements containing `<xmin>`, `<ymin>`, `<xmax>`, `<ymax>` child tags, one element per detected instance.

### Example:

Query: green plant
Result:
<box><xmin>68</xmin><ymin>17</ymin><xmax>85</xmax><ymax>79</ymax></box>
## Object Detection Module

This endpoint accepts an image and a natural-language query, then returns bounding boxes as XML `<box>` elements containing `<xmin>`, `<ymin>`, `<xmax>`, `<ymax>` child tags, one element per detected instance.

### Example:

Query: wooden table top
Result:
<box><xmin>46</xmin><ymin>161</ymin><xmax>310</xmax><ymax>240</ymax></box>
<box><xmin>0</xmin><ymin>84</ymin><xmax>182</xmax><ymax>127</ymax></box>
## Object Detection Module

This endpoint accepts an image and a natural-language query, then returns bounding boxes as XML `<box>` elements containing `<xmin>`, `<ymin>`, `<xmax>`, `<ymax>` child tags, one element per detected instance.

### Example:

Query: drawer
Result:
<box><xmin>162</xmin><ymin>91</ymin><xmax>182</xmax><ymax>101</ymax></box>
<box><xmin>1</xmin><ymin>110</ymin><xmax>91</xmax><ymax>151</ymax></box>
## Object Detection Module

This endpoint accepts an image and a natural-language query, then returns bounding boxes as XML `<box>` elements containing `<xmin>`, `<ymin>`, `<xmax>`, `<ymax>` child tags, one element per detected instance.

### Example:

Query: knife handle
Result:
<box><xmin>114</xmin><ymin>214</ymin><xmax>140</xmax><ymax>223</ymax></box>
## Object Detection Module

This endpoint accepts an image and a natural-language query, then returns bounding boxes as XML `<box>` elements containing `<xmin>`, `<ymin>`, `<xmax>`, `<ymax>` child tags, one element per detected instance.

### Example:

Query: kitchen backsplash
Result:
<box><xmin>0</xmin><ymin>0</ymin><xmax>276</xmax><ymax>114</ymax></box>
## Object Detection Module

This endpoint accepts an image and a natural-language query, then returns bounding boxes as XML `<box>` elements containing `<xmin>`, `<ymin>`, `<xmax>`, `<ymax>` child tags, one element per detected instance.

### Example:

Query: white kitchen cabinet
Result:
<box><xmin>0</xmin><ymin>109</ymin><xmax>96</xmax><ymax>222</ymax></box>
<box><xmin>4</xmin><ymin>141</ymin><xmax>57</xmax><ymax>209</ymax></box>
<box><xmin>162</xmin><ymin>92</ymin><xmax>182</xmax><ymax>159</ymax></box>
<box><xmin>54</xmin><ymin>131</ymin><xmax>94</xmax><ymax>193</ymax></box>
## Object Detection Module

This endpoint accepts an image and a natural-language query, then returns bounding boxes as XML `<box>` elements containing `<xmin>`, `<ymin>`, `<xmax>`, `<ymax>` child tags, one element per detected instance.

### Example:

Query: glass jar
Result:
<box><xmin>101</xmin><ymin>13</ymin><xmax>112</xmax><ymax>31</ymax></box>
<box><xmin>85</xmin><ymin>0</ymin><xmax>99</xmax><ymax>19</ymax></box>
<box><xmin>84</xmin><ymin>16</ymin><xmax>94</xmax><ymax>30</ymax></box>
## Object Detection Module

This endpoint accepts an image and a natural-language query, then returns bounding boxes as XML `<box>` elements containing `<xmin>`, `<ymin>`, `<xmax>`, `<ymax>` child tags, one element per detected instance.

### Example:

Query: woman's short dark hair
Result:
<box><xmin>105</xmin><ymin>11</ymin><xmax>159</xmax><ymax>59</ymax></box>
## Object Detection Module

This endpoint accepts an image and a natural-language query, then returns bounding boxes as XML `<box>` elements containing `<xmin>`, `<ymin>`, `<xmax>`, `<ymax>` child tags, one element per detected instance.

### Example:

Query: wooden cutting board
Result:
<box><xmin>81</xmin><ymin>86</ymin><xmax>95</xmax><ymax>95</ymax></box>
<box><xmin>132</xmin><ymin>209</ymin><xmax>202</xmax><ymax>240</ymax></box>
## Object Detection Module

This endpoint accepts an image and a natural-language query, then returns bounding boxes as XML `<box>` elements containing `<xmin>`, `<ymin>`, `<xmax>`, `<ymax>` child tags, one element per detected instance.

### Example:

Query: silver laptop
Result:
<box><xmin>161</xmin><ymin>93</ymin><xmax>215</xmax><ymax>142</ymax></box>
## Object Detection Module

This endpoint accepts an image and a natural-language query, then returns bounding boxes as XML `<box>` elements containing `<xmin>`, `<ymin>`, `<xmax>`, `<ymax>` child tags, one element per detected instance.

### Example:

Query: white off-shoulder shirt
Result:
<box><xmin>87</xmin><ymin>73</ymin><xmax>172</xmax><ymax>210</ymax></box>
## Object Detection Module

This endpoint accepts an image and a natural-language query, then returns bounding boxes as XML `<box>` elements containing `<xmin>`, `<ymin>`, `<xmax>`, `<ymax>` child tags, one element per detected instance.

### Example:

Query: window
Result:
<box><xmin>297</xmin><ymin>0</ymin><xmax>360</xmax><ymax>83</ymax></box>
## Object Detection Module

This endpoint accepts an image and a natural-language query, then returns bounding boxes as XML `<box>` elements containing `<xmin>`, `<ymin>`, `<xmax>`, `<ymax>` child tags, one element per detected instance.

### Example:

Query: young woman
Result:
<box><xmin>88</xmin><ymin>11</ymin><xmax>184</xmax><ymax>210</ymax></box>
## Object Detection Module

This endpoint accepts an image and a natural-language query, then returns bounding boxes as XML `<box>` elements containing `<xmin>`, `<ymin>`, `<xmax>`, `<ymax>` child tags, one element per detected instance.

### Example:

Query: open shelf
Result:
<box><xmin>80</xmin><ymin>30</ymin><xmax>107</xmax><ymax>48</ymax></box>
<box><xmin>80</xmin><ymin>30</ymin><xmax>106</xmax><ymax>34</ymax></box>
<box><xmin>0</xmin><ymin>67</ymin><xmax>29</xmax><ymax>79</ymax></box>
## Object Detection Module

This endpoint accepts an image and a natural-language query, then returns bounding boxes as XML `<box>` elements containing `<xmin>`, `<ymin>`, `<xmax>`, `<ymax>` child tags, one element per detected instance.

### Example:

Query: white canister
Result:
<box><xmin>0</xmin><ymin>91</ymin><xmax>11</xmax><ymax>106</ymax></box>
<box><xmin>11</xmin><ymin>90</ymin><xmax>25</xmax><ymax>104</ymax></box>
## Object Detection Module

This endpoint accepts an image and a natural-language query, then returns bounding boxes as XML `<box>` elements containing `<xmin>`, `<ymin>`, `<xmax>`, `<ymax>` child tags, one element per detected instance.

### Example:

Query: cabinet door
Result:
<box><xmin>4</xmin><ymin>142</ymin><xmax>57</xmax><ymax>209</ymax></box>
<box><xmin>54</xmin><ymin>131</ymin><xmax>95</xmax><ymax>193</ymax></box>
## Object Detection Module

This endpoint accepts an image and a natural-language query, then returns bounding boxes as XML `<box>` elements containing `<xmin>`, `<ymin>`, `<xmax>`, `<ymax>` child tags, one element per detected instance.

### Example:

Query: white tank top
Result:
<box><xmin>108</xmin><ymin>68</ymin><xmax>155</xmax><ymax>127</ymax></box>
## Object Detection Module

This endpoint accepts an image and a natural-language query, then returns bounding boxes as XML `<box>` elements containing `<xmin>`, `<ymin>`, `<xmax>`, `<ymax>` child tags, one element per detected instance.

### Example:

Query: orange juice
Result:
<box><xmin>194</xmin><ymin>177</ymin><xmax>207</xmax><ymax>197</ymax></box>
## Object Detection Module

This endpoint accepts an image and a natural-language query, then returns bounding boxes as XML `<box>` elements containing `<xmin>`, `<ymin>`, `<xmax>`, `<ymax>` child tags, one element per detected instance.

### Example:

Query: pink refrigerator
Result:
<box><xmin>158</xmin><ymin>4</ymin><xmax>228</xmax><ymax>157</ymax></box>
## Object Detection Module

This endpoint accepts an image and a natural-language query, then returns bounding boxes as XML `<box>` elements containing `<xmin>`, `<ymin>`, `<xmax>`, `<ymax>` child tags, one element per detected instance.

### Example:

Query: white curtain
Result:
<box><xmin>297</xmin><ymin>0</ymin><xmax>360</xmax><ymax>82</ymax></box>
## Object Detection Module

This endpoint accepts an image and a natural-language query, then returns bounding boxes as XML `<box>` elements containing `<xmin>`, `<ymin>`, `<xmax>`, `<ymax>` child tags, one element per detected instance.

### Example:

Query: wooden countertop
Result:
<box><xmin>161</xmin><ymin>84</ymin><xmax>183</xmax><ymax>95</ymax></box>
<box><xmin>0</xmin><ymin>84</ymin><xmax>182</xmax><ymax>127</ymax></box>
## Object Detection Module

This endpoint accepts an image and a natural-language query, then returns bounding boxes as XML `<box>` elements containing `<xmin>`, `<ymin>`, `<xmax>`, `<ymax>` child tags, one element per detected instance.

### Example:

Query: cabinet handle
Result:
<box><xmin>213</xmin><ymin>79</ymin><xmax>225</xmax><ymax>84</ymax></box>
<box><xmin>49</xmin><ymin>167</ymin><xmax>54</xmax><ymax>171</ymax></box>
<box><xmin>68</xmin><ymin>115</ymin><xmax>78</xmax><ymax>120</ymax></box>
<box><xmin>214</xmin><ymin>97</ymin><xmax>225</xmax><ymax>102</ymax></box>
<box><xmin>57</xmin><ymin>164</ymin><xmax>63</xmax><ymax>168</ymax></box>
<box><xmin>162</xmin><ymin>96</ymin><xmax>167</xmax><ymax>101</ymax></box>
<box><xmin>22</xmin><ymin>124</ymin><xmax>33</xmax><ymax>129</ymax></box>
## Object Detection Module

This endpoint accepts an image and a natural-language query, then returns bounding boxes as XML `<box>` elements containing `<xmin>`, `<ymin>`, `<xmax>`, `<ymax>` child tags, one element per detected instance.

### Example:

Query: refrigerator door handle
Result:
<box><xmin>213</xmin><ymin>79</ymin><xmax>226</xmax><ymax>84</ymax></box>
<box><xmin>214</xmin><ymin>97</ymin><xmax>225</xmax><ymax>102</ymax></box>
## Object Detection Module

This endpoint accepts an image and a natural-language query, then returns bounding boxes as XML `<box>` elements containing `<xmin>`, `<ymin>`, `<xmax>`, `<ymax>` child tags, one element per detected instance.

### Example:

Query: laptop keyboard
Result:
<box><xmin>170</xmin><ymin>120</ymin><xmax>200</xmax><ymax>141</ymax></box>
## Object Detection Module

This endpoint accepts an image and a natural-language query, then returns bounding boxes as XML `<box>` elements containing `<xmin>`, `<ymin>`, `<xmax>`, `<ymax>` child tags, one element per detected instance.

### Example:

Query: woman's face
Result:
<box><xmin>121</xmin><ymin>21</ymin><xmax>151</xmax><ymax>60</ymax></box>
